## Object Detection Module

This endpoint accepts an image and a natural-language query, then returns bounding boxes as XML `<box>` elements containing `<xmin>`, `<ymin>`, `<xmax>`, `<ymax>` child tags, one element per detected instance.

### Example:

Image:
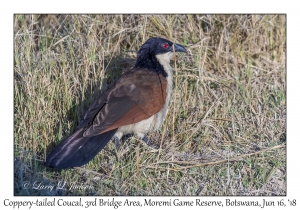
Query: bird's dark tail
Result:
<box><xmin>45</xmin><ymin>128</ymin><xmax>117</xmax><ymax>169</ymax></box>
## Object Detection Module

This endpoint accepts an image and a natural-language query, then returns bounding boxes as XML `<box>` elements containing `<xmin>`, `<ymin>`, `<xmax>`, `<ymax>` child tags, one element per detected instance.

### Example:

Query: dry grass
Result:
<box><xmin>14</xmin><ymin>14</ymin><xmax>286</xmax><ymax>196</ymax></box>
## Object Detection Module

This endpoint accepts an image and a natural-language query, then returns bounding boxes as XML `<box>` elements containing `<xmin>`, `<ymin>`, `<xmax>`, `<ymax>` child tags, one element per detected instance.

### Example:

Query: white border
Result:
<box><xmin>2</xmin><ymin>1</ymin><xmax>298</xmax><ymax>209</ymax></box>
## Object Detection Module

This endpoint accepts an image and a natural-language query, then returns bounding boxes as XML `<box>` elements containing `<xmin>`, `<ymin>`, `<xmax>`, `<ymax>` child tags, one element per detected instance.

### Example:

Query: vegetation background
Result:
<box><xmin>14</xmin><ymin>14</ymin><xmax>286</xmax><ymax>195</ymax></box>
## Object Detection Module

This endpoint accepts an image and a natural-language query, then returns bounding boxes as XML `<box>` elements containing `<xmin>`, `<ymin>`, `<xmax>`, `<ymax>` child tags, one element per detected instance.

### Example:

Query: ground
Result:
<box><xmin>14</xmin><ymin>14</ymin><xmax>286</xmax><ymax>195</ymax></box>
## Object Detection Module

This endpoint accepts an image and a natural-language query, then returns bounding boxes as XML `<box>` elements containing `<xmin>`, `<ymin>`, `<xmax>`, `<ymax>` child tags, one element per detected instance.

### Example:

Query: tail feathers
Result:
<box><xmin>45</xmin><ymin>128</ymin><xmax>117</xmax><ymax>169</ymax></box>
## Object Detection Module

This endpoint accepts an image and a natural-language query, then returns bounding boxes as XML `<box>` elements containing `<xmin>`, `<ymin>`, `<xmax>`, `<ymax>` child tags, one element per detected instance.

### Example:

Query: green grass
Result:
<box><xmin>14</xmin><ymin>14</ymin><xmax>286</xmax><ymax>196</ymax></box>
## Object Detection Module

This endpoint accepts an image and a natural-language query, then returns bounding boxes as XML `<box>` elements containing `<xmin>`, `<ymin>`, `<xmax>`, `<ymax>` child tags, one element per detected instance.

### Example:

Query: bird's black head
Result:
<box><xmin>138</xmin><ymin>37</ymin><xmax>187</xmax><ymax>56</ymax></box>
<box><xmin>134</xmin><ymin>37</ymin><xmax>187</xmax><ymax>77</ymax></box>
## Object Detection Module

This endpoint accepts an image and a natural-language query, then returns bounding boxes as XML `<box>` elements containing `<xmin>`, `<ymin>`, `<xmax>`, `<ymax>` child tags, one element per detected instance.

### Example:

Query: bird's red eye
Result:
<box><xmin>162</xmin><ymin>43</ymin><xmax>169</xmax><ymax>49</ymax></box>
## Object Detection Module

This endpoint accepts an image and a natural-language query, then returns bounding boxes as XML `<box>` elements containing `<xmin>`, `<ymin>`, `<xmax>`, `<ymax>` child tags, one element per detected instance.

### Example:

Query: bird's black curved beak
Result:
<box><xmin>173</xmin><ymin>43</ymin><xmax>187</xmax><ymax>53</ymax></box>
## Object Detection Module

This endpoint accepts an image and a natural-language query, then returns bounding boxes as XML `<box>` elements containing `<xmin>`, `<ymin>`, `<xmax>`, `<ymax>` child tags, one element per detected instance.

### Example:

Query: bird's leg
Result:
<box><xmin>114</xmin><ymin>132</ymin><xmax>124</xmax><ymax>150</ymax></box>
<box><xmin>136</xmin><ymin>132</ymin><xmax>152</xmax><ymax>146</ymax></box>
<box><xmin>114</xmin><ymin>136</ymin><xmax>121</xmax><ymax>150</ymax></box>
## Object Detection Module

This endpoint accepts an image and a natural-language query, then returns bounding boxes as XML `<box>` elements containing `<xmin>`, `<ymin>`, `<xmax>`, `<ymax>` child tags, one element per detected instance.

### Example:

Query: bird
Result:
<box><xmin>45</xmin><ymin>37</ymin><xmax>187</xmax><ymax>169</ymax></box>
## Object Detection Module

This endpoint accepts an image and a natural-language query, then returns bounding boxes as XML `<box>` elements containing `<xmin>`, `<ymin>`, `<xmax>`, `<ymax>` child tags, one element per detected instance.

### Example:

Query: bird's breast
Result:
<box><xmin>115</xmin><ymin>68</ymin><xmax>173</xmax><ymax>139</ymax></box>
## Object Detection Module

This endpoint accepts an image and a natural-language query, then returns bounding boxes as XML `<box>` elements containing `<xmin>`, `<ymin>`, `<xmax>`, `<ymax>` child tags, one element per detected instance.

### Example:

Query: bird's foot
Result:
<box><xmin>142</xmin><ymin>136</ymin><xmax>152</xmax><ymax>146</ymax></box>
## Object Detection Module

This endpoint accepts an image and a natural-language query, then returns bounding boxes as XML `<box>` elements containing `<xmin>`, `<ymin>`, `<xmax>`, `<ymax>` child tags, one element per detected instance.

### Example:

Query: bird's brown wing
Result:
<box><xmin>78</xmin><ymin>68</ymin><xmax>167</xmax><ymax>137</ymax></box>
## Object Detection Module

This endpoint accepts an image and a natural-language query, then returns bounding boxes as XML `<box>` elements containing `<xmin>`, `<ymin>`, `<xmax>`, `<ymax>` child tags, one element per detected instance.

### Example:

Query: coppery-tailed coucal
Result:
<box><xmin>45</xmin><ymin>37</ymin><xmax>187</xmax><ymax>169</ymax></box>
